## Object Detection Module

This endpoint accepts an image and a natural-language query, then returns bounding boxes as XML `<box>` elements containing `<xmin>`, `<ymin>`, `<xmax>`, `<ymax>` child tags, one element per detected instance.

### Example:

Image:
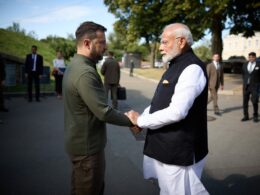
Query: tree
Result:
<box><xmin>193</xmin><ymin>45</ymin><xmax>212</xmax><ymax>63</ymax></box>
<box><xmin>107</xmin><ymin>31</ymin><xmax>150</xmax><ymax>61</ymax></box>
<box><xmin>41</xmin><ymin>35</ymin><xmax>76</xmax><ymax>61</ymax></box>
<box><xmin>104</xmin><ymin>0</ymin><xmax>259</xmax><ymax>61</ymax></box>
<box><xmin>27</xmin><ymin>31</ymin><xmax>38</xmax><ymax>40</ymax></box>
<box><xmin>104</xmin><ymin>0</ymin><xmax>182</xmax><ymax>66</ymax></box>
<box><xmin>67</xmin><ymin>33</ymin><xmax>75</xmax><ymax>41</ymax></box>
<box><xmin>6</xmin><ymin>22</ymin><xmax>26</xmax><ymax>35</ymax></box>
<box><xmin>175</xmin><ymin>0</ymin><xmax>259</xmax><ymax>56</ymax></box>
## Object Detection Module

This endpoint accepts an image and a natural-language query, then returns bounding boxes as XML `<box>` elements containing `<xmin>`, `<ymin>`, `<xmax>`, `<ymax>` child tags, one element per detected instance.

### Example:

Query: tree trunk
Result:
<box><xmin>151</xmin><ymin>43</ymin><xmax>157</xmax><ymax>68</ymax></box>
<box><xmin>211</xmin><ymin>15</ymin><xmax>224</xmax><ymax>58</ymax></box>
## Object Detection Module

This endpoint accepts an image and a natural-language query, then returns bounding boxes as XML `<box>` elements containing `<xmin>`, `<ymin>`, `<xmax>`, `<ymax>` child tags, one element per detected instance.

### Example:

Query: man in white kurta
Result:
<box><xmin>126</xmin><ymin>23</ymin><xmax>209</xmax><ymax>195</ymax></box>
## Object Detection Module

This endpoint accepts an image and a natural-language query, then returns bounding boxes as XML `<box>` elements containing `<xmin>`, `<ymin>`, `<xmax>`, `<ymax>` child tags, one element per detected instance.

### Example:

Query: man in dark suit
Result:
<box><xmin>0</xmin><ymin>54</ymin><xmax>8</xmax><ymax>112</ymax></box>
<box><xmin>25</xmin><ymin>45</ymin><xmax>43</xmax><ymax>102</ymax></box>
<box><xmin>101</xmin><ymin>51</ymin><xmax>120</xmax><ymax>109</ymax></box>
<box><xmin>241</xmin><ymin>52</ymin><xmax>260</xmax><ymax>122</ymax></box>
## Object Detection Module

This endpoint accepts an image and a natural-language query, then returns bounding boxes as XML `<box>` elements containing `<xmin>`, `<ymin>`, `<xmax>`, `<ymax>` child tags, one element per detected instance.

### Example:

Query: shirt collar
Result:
<box><xmin>74</xmin><ymin>54</ymin><xmax>97</xmax><ymax>69</ymax></box>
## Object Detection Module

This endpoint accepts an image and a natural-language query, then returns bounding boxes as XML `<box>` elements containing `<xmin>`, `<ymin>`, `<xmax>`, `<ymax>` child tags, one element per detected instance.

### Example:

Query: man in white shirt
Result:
<box><xmin>206</xmin><ymin>54</ymin><xmax>224</xmax><ymax>115</ymax></box>
<box><xmin>126</xmin><ymin>23</ymin><xmax>209</xmax><ymax>195</ymax></box>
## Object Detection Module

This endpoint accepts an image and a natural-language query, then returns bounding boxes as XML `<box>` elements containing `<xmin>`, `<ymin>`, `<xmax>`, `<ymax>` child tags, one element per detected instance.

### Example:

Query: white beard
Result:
<box><xmin>161</xmin><ymin>44</ymin><xmax>180</xmax><ymax>63</ymax></box>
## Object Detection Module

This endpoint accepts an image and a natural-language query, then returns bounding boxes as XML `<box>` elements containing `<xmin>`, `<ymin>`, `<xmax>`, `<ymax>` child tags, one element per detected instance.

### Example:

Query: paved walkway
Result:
<box><xmin>0</xmin><ymin>69</ymin><xmax>259</xmax><ymax>195</ymax></box>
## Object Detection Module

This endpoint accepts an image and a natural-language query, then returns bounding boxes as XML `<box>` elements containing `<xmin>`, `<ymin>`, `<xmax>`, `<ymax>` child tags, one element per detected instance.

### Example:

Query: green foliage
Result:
<box><xmin>107</xmin><ymin>31</ymin><xmax>126</xmax><ymax>60</ymax></box>
<box><xmin>41</xmin><ymin>35</ymin><xmax>76</xmax><ymax>61</ymax></box>
<box><xmin>193</xmin><ymin>45</ymin><xmax>212</xmax><ymax>63</ymax></box>
<box><xmin>227</xmin><ymin>0</ymin><xmax>260</xmax><ymax>37</ymax></box>
<box><xmin>0</xmin><ymin>28</ymin><xmax>56</xmax><ymax>66</ymax></box>
<box><xmin>104</xmin><ymin>0</ymin><xmax>259</xmax><ymax>58</ymax></box>
<box><xmin>6</xmin><ymin>22</ymin><xmax>26</xmax><ymax>35</ymax></box>
<box><xmin>6</xmin><ymin>22</ymin><xmax>38</xmax><ymax>39</ymax></box>
<box><xmin>107</xmin><ymin>31</ymin><xmax>150</xmax><ymax>60</ymax></box>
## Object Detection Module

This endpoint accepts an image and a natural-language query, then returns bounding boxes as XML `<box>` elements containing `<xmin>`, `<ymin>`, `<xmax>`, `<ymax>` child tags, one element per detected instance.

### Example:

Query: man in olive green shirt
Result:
<box><xmin>63</xmin><ymin>21</ymin><xmax>133</xmax><ymax>195</ymax></box>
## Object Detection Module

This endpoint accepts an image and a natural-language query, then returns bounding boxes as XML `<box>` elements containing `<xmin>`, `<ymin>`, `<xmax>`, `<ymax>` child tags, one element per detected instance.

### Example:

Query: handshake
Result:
<box><xmin>125</xmin><ymin>110</ymin><xmax>143</xmax><ymax>134</ymax></box>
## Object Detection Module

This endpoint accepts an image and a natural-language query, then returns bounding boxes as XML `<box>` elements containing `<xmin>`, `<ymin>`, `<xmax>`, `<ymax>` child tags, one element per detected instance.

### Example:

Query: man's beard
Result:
<box><xmin>162</xmin><ymin>44</ymin><xmax>180</xmax><ymax>63</ymax></box>
<box><xmin>90</xmin><ymin>46</ymin><xmax>103</xmax><ymax>63</ymax></box>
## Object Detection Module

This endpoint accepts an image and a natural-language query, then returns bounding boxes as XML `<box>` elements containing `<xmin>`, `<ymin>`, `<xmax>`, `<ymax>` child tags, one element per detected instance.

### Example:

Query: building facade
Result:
<box><xmin>223</xmin><ymin>32</ymin><xmax>260</xmax><ymax>60</ymax></box>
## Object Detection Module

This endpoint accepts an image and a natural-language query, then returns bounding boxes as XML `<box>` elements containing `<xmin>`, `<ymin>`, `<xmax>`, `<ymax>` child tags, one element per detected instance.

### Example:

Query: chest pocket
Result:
<box><xmin>150</xmin><ymin>79</ymin><xmax>176</xmax><ymax>113</ymax></box>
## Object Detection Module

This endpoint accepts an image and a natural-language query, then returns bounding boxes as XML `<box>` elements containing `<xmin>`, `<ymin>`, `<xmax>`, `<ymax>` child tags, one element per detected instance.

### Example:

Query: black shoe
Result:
<box><xmin>0</xmin><ymin>107</ymin><xmax>9</xmax><ymax>112</ymax></box>
<box><xmin>241</xmin><ymin>117</ymin><xmax>249</xmax><ymax>122</ymax></box>
<box><xmin>214</xmin><ymin>111</ymin><xmax>221</xmax><ymax>116</ymax></box>
<box><xmin>36</xmin><ymin>99</ymin><xmax>41</xmax><ymax>102</ymax></box>
<box><xmin>253</xmin><ymin>117</ymin><xmax>259</xmax><ymax>122</ymax></box>
<box><xmin>28</xmin><ymin>99</ymin><xmax>32</xmax><ymax>102</ymax></box>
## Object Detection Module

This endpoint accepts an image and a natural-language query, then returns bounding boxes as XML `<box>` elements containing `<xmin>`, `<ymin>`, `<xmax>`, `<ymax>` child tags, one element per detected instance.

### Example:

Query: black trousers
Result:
<box><xmin>54</xmin><ymin>74</ymin><xmax>63</xmax><ymax>95</ymax></box>
<box><xmin>104</xmin><ymin>83</ymin><xmax>118</xmax><ymax>108</ymax></box>
<box><xmin>243</xmin><ymin>84</ymin><xmax>259</xmax><ymax>117</ymax></box>
<box><xmin>27</xmin><ymin>72</ymin><xmax>40</xmax><ymax>100</ymax></box>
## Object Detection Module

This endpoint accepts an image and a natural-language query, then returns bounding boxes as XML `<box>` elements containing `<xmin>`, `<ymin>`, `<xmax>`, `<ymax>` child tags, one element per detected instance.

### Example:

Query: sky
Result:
<box><xmin>0</xmin><ymin>0</ymin><xmax>116</xmax><ymax>39</ymax></box>
<box><xmin>0</xmin><ymin>0</ymin><xmax>229</xmax><ymax>46</ymax></box>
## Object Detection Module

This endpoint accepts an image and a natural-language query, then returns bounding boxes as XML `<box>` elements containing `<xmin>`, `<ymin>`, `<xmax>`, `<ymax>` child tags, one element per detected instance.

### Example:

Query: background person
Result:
<box><xmin>53</xmin><ymin>51</ymin><xmax>66</xmax><ymax>99</ymax></box>
<box><xmin>63</xmin><ymin>21</ymin><xmax>133</xmax><ymax>195</ymax></box>
<box><xmin>129</xmin><ymin>59</ymin><xmax>134</xmax><ymax>77</ymax></box>
<box><xmin>0</xmin><ymin>54</ymin><xmax>8</xmax><ymax>112</ymax></box>
<box><xmin>241</xmin><ymin>52</ymin><xmax>260</xmax><ymax>122</ymax></box>
<box><xmin>101</xmin><ymin>51</ymin><xmax>120</xmax><ymax>109</ymax></box>
<box><xmin>206</xmin><ymin>53</ymin><xmax>224</xmax><ymax>115</ymax></box>
<box><xmin>126</xmin><ymin>23</ymin><xmax>209</xmax><ymax>195</ymax></box>
<box><xmin>25</xmin><ymin>45</ymin><xmax>43</xmax><ymax>102</ymax></box>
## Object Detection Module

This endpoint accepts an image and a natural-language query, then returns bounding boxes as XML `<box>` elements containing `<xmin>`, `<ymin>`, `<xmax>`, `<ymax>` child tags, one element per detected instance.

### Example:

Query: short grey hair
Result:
<box><xmin>164</xmin><ymin>23</ymin><xmax>194</xmax><ymax>46</ymax></box>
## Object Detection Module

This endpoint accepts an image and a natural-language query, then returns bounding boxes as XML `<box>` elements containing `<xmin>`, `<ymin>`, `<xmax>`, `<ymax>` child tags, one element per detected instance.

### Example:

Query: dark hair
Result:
<box><xmin>75</xmin><ymin>21</ymin><xmax>107</xmax><ymax>45</ymax></box>
<box><xmin>32</xmin><ymin>45</ymin><xmax>37</xmax><ymax>49</ymax></box>
<box><xmin>248</xmin><ymin>52</ymin><xmax>256</xmax><ymax>57</ymax></box>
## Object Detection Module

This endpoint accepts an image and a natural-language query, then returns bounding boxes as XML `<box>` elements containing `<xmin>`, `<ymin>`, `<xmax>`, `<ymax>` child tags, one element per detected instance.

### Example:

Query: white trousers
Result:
<box><xmin>143</xmin><ymin>155</ymin><xmax>209</xmax><ymax>195</ymax></box>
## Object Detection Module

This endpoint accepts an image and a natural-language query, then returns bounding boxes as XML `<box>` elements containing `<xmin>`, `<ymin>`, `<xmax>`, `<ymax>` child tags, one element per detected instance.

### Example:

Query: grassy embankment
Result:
<box><xmin>0</xmin><ymin>29</ymin><xmax>57</xmax><ymax>92</ymax></box>
<box><xmin>0</xmin><ymin>28</ymin><xmax>166</xmax><ymax>92</ymax></box>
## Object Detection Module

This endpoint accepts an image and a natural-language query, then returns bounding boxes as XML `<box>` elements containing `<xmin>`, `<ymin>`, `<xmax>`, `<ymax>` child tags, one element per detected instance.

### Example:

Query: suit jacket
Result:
<box><xmin>206</xmin><ymin>62</ymin><xmax>224</xmax><ymax>89</ymax></box>
<box><xmin>242</xmin><ymin>61</ymin><xmax>260</xmax><ymax>90</ymax></box>
<box><xmin>25</xmin><ymin>53</ymin><xmax>43</xmax><ymax>74</ymax></box>
<box><xmin>0</xmin><ymin>55</ymin><xmax>5</xmax><ymax>83</ymax></box>
<box><xmin>101</xmin><ymin>57</ymin><xmax>120</xmax><ymax>84</ymax></box>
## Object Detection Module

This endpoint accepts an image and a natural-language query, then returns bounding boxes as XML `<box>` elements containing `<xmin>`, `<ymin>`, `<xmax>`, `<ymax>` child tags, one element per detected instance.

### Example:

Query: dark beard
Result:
<box><xmin>90</xmin><ymin>48</ymin><xmax>103</xmax><ymax>63</ymax></box>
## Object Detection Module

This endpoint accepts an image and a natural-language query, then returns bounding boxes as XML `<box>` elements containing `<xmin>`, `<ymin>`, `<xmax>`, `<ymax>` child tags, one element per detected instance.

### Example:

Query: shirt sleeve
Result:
<box><xmin>77</xmin><ymin>70</ymin><xmax>132</xmax><ymax>127</ymax></box>
<box><xmin>137</xmin><ymin>64</ymin><xmax>206</xmax><ymax>129</ymax></box>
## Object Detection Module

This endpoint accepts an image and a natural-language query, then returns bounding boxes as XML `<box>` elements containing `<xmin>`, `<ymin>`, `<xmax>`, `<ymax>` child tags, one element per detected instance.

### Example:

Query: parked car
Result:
<box><xmin>222</xmin><ymin>59</ymin><xmax>246</xmax><ymax>74</ymax></box>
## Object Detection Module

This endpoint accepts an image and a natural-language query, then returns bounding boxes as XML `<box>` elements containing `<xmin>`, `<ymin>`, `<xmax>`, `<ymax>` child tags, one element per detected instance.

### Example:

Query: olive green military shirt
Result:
<box><xmin>63</xmin><ymin>54</ymin><xmax>132</xmax><ymax>156</ymax></box>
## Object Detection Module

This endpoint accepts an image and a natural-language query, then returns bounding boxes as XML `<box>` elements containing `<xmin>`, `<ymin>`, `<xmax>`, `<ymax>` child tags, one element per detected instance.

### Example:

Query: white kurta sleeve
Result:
<box><xmin>137</xmin><ymin>64</ymin><xmax>206</xmax><ymax>129</ymax></box>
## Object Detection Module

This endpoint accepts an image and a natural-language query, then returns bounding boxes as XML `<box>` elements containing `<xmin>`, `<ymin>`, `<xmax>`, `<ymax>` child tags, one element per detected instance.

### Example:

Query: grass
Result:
<box><xmin>0</xmin><ymin>29</ymin><xmax>56</xmax><ymax>66</ymax></box>
<box><xmin>0</xmin><ymin>28</ymin><xmax>166</xmax><ymax>92</ymax></box>
<box><xmin>0</xmin><ymin>29</ymin><xmax>62</xmax><ymax>93</ymax></box>
<box><xmin>132</xmin><ymin>68</ymin><xmax>165</xmax><ymax>80</ymax></box>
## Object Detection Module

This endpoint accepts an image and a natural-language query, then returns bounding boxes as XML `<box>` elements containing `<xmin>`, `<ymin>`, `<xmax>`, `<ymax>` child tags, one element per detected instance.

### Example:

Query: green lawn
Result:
<box><xmin>133</xmin><ymin>68</ymin><xmax>165</xmax><ymax>80</ymax></box>
<box><xmin>0</xmin><ymin>29</ymin><xmax>56</xmax><ymax>66</ymax></box>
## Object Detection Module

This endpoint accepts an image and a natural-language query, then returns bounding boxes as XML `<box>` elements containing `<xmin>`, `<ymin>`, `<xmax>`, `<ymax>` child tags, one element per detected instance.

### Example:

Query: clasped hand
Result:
<box><xmin>125</xmin><ymin>110</ymin><xmax>142</xmax><ymax>134</ymax></box>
